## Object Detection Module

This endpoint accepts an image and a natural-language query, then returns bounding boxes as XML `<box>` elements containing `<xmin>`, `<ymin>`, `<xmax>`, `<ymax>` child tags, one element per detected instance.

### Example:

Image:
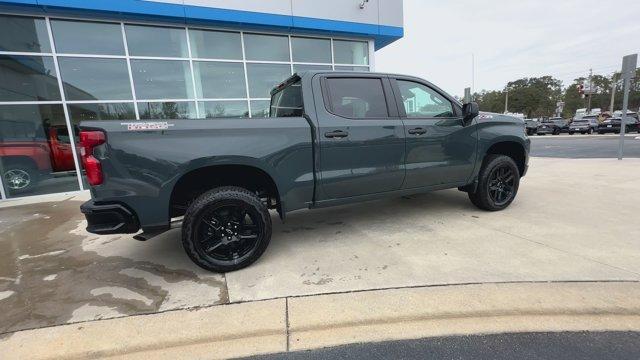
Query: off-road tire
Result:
<box><xmin>182</xmin><ymin>186</ymin><xmax>272</xmax><ymax>272</ymax></box>
<box><xmin>468</xmin><ymin>154</ymin><xmax>520</xmax><ymax>211</ymax></box>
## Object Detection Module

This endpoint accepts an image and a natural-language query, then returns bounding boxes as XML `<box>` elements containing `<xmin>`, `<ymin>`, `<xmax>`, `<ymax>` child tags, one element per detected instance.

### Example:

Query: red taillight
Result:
<box><xmin>79</xmin><ymin>131</ymin><xmax>105</xmax><ymax>186</ymax></box>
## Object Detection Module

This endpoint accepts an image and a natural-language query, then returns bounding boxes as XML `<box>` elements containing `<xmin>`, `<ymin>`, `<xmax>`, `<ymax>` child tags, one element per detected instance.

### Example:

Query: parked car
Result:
<box><xmin>597</xmin><ymin>116</ymin><xmax>640</xmax><ymax>134</ymax></box>
<box><xmin>568</xmin><ymin>115</ymin><xmax>598</xmax><ymax>134</ymax></box>
<box><xmin>0</xmin><ymin>123</ymin><xmax>76</xmax><ymax>193</ymax></box>
<box><xmin>524</xmin><ymin>119</ymin><xmax>538</xmax><ymax>135</ymax></box>
<box><xmin>537</xmin><ymin>117</ymin><xmax>568</xmax><ymax>135</ymax></box>
<box><xmin>79</xmin><ymin>71</ymin><xmax>530</xmax><ymax>272</ymax></box>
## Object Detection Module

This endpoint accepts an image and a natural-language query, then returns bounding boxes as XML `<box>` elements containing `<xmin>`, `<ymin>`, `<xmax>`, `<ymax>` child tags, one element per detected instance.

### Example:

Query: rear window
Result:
<box><xmin>269</xmin><ymin>80</ymin><xmax>303</xmax><ymax>118</ymax></box>
<box><xmin>325</xmin><ymin>78</ymin><xmax>388</xmax><ymax>118</ymax></box>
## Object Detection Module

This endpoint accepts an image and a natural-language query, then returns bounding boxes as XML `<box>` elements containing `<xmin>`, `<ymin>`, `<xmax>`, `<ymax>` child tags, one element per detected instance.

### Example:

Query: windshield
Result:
<box><xmin>572</xmin><ymin>120</ymin><xmax>588</xmax><ymax>125</ymax></box>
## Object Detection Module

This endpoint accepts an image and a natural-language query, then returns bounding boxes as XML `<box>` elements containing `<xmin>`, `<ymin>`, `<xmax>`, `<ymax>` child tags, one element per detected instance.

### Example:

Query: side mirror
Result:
<box><xmin>462</xmin><ymin>101</ymin><xmax>479</xmax><ymax>123</ymax></box>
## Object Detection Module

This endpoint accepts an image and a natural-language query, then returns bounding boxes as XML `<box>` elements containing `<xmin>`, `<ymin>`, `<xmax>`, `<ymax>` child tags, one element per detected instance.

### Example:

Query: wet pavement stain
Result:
<box><xmin>0</xmin><ymin>200</ymin><xmax>228</xmax><ymax>334</ymax></box>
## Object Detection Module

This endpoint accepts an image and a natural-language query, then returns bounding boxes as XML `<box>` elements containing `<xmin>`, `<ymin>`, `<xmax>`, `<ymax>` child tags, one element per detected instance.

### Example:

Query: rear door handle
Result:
<box><xmin>408</xmin><ymin>127</ymin><xmax>427</xmax><ymax>135</ymax></box>
<box><xmin>324</xmin><ymin>130</ymin><xmax>349</xmax><ymax>138</ymax></box>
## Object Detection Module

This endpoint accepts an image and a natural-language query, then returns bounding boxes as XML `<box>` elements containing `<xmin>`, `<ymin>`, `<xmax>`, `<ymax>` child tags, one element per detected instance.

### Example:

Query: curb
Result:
<box><xmin>2</xmin><ymin>281</ymin><xmax>640</xmax><ymax>359</ymax></box>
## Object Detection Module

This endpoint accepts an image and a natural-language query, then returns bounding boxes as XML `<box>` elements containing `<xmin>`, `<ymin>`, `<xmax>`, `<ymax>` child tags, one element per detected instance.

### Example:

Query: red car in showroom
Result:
<box><xmin>0</xmin><ymin>122</ymin><xmax>76</xmax><ymax>194</ymax></box>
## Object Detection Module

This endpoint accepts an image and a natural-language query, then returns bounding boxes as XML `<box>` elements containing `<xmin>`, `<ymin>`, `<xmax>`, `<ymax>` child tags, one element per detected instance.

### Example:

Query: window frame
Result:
<box><xmin>269</xmin><ymin>75</ymin><xmax>303</xmax><ymax>118</ymax></box>
<box><xmin>389</xmin><ymin>77</ymin><xmax>462</xmax><ymax>119</ymax></box>
<box><xmin>320</xmin><ymin>74</ymin><xmax>397</xmax><ymax>120</ymax></box>
<box><xmin>50</xmin><ymin>18</ymin><xmax>126</xmax><ymax>56</ymax></box>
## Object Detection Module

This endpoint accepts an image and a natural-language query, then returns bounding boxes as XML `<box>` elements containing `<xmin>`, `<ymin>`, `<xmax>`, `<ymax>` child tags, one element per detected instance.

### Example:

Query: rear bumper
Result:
<box><xmin>569</xmin><ymin>127</ymin><xmax>589</xmax><ymax>132</ymax></box>
<box><xmin>597</xmin><ymin>126</ymin><xmax>619</xmax><ymax>133</ymax></box>
<box><xmin>80</xmin><ymin>200</ymin><xmax>140</xmax><ymax>234</ymax></box>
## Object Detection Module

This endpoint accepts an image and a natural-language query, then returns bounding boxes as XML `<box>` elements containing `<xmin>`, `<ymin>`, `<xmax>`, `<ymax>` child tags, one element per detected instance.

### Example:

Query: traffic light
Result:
<box><xmin>577</xmin><ymin>84</ymin><xmax>585</xmax><ymax>97</ymax></box>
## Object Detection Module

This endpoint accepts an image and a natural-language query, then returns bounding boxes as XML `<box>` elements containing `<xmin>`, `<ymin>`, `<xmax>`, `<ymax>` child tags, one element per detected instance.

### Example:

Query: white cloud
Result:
<box><xmin>376</xmin><ymin>0</ymin><xmax>640</xmax><ymax>96</ymax></box>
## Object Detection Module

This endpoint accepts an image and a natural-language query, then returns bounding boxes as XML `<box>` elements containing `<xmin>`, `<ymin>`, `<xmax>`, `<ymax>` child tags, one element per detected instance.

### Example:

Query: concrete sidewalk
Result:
<box><xmin>2</xmin><ymin>281</ymin><xmax>640</xmax><ymax>359</ymax></box>
<box><xmin>1</xmin><ymin>157</ymin><xmax>640</xmax><ymax>357</ymax></box>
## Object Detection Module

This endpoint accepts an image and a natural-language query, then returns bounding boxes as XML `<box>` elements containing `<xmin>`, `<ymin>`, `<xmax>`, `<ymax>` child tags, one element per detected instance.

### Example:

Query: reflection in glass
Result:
<box><xmin>58</xmin><ymin>57</ymin><xmax>132</xmax><ymax>101</ymax></box>
<box><xmin>270</xmin><ymin>82</ymin><xmax>303</xmax><ymax>117</ymax></box>
<box><xmin>199</xmin><ymin>101</ymin><xmax>248</xmax><ymax>118</ymax></box>
<box><xmin>68</xmin><ymin>103</ymin><xmax>136</xmax><ymax>122</ymax></box>
<box><xmin>250</xmin><ymin>100</ymin><xmax>270</xmax><ymax>118</ymax></box>
<box><xmin>293</xmin><ymin>64</ymin><xmax>332</xmax><ymax>73</ymax></box>
<box><xmin>0</xmin><ymin>15</ymin><xmax>51</xmax><ymax>53</ymax></box>
<box><xmin>291</xmin><ymin>37</ymin><xmax>331</xmax><ymax>63</ymax></box>
<box><xmin>138</xmin><ymin>101</ymin><xmax>196</xmax><ymax>119</ymax></box>
<box><xmin>333</xmin><ymin>40</ymin><xmax>369</xmax><ymax>65</ymax></box>
<box><xmin>326</xmin><ymin>78</ymin><xmax>388</xmax><ymax>118</ymax></box>
<box><xmin>243</xmin><ymin>34</ymin><xmax>290</xmax><ymax>61</ymax></box>
<box><xmin>130</xmin><ymin>60</ymin><xmax>193</xmax><ymax>100</ymax></box>
<box><xmin>0</xmin><ymin>104</ymin><xmax>80</xmax><ymax>198</ymax></box>
<box><xmin>51</xmin><ymin>20</ymin><xmax>125</xmax><ymax>55</ymax></box>
<box><xmin>125</xmin><ymin>24</ymin><xmax>188</xmax><ymax>57</ymax></box>
<box><xmin>189</xmin><ymin>29</ymin><xmax>242</xmax><ymax>60</ymax></box>
<box><xmin>334</xmin><ymin>65</ymin><xmax>369</xmax><ymax>72</ymax></box>
<box><xmin>246</xmin><ymin>63</ymin><xmax>291</xmax><ymax>98</ymax></box>
<box><xmin>0</xmin><ymin>55</ymin><xmax>61</xmax><ymax>101</ymax></box>
<box><xmin>193</xmin><ymin>62</ymin><xmax>246</xmax><ymax>99</ymax></box>
<box><xmin>397</xmin><ymin>80</ymin><xmax>454</xmax><ymax>118</ymax></box>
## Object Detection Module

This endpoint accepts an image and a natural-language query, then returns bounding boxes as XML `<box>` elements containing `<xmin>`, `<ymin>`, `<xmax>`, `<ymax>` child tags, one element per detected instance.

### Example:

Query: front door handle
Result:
<box><xmin>408</xmin><ymin>127</ymin><xmax>427</xmax><ymax>135</ymax></box>
<box><xmin>324</xmin><ymin>130</ymin><xmax>349</xmax><ymax>138</ymax></box>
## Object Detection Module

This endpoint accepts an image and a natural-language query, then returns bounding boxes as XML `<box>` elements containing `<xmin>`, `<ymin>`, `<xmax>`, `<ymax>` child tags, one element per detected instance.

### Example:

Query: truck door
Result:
<box><xmin>315</xmin><ymin>75</ymin><xmax>405</xmax><ymax>199</ymax></box>
<box><xmin>390</xmin><ymin>77</ymin><xmax>477</xmax><ymax>188</ymax></box>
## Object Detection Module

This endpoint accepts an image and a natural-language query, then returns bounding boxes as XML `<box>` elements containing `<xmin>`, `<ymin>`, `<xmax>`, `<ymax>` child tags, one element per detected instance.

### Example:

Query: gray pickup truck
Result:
<box><xmin>80</xmin><ymin>71</ymin><xmax>530</xmax><ymax>272</ymax></box>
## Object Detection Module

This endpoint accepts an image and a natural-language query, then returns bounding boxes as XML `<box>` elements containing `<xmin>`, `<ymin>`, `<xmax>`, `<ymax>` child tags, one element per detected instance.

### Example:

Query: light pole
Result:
<box><xmin>587</xmin><ymin>68</ymin><xmax>593</xmax><ymax>113</ymax></box>
<box><xmin>609</xmin><ymin>74</ymin><xmax>617</xmax><ymax>113</ymax></box>
<box><xmin>504</xmin><ymin>88</ymin><xmax>509</xmax><ymax>113</ymax></box>
<box><xmin>618</xmin><ymin>54</ymin><xmax>638</xmax><ymax>160</ymax></box>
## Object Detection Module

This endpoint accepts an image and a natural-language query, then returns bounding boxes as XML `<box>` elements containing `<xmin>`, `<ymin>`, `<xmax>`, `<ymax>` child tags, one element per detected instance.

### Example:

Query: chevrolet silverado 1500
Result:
<box><xmin>80</xmin><ymin>71</ymin><xmax>530</xmax><ymax>272</ymax></box>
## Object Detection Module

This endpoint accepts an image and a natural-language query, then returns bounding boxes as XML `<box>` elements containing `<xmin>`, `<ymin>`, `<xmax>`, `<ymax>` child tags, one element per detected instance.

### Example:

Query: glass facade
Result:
<box><xmin>0</xmin><ymin>14</ymin><xmax>372</xmax><ymax>200</ymax></box>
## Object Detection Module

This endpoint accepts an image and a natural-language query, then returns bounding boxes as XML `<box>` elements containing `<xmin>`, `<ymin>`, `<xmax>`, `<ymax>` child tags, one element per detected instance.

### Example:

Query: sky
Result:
<box><xmin>376</xmin><ymin>0</ymin><xmax>640</xmax><ymax>96</ymax></box>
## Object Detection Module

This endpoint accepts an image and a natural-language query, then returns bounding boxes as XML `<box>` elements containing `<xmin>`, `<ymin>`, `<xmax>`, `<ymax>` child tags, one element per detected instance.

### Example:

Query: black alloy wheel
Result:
<box><xmin>487</xmin><ymin>165</ymin><xmax>516</xmax><ymax>206</ymax></box>
<box><xmin>182</xmin><ymin>186</ymin><xmax>271</xmax><ymax>272</ymax></box>
<box><xmin>468</xmin><ymin>154</ymin><xmax>520</xmax><ymax>211</ymax></box>
<box><xmin>196</xmin><ymin>203</ymin><xmax>262</xmax><ymax>263</ymax></box>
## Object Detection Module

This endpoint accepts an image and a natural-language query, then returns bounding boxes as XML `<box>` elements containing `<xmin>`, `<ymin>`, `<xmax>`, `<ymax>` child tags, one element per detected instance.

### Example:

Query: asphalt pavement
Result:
<box><xmin>245</xmin><ymin>331</ymin><xmax>640</xmax><ymax>360</ymax></box>
<box><xmin>530</xmin><ymin>134</ymin><xmax>640</xmax><ymax>158</ymax></box>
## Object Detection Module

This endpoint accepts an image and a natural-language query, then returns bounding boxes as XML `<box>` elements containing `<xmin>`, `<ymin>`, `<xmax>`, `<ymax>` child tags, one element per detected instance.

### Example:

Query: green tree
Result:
<box><xmin>505</xmin><ymin>76</ymin><xmax>563</xmax><ymax>118</ymax></box>
<box><xmin>468</xmin><ymin>69</ymin><xmax>639</xmax><ymax>119</ymax></box>
<box><xmin>473</xmin><ymin>89</ymin><xmax>505</xmax><ymax>113</ymax></box>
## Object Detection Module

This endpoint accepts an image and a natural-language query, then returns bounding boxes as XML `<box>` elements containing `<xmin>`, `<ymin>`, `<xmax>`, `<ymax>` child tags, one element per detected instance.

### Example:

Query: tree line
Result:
<box><xmin>470</xmin><ymin>69</ymin><xmax>640</xmax><ymax>119</ymax></box>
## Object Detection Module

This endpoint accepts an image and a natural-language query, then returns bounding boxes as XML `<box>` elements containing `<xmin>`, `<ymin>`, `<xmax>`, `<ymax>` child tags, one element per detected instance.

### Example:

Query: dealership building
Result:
<box><xmin>0</xmin><ymin>0</ymin><xmax>403</xmax><ymax>202</ymax></box>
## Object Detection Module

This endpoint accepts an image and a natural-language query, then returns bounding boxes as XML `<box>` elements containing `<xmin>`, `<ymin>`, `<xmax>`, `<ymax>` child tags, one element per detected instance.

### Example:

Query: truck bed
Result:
<box><xmin>80</xmin><ymin>117</ymin><xmax>314</xmax><ymax>231</ymax></box>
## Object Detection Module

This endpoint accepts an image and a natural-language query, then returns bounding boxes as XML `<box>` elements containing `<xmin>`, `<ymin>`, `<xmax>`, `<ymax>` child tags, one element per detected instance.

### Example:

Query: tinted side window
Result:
<box><xmin>270</xmin><ymin>81</ymin><xmax>303</xmax><ymax>118</ymax></box>
<box><xmin>326</xmin><ymin>78</ymin><xmax>388</xmax><ymax>118</ymax></box>
<box><xmin>397</xmin><ymin>80</ymin><xmax>453</xmax><ymax>118</ymax></box>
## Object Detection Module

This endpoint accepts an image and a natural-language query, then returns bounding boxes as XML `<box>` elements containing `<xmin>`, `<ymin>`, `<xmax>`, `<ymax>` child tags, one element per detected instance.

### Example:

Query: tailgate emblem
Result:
<box><xmin>121</xmin><ymin>121</ymin><xmax>174</xmax><ymax>131</ymax></box>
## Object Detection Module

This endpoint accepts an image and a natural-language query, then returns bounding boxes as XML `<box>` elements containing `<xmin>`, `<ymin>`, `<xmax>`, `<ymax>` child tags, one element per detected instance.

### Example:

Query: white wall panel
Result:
<box><xmin>153</xmin><ymin>0</ymin><xmax>293</xmax><ymax>16</ymax></box>
<box><xmin>292</xmin><ymin>0</ymin><xmax>378</xmax><ymax>25</ymax></box>
<box><xmin>379</xmin><ymin>0</ymin><xmax>403</xmax><ymax>27</ymax></box>
<box><xmin>145</xmin><ymin>0</ymin><xmax>403</xmax><ymax>27</ymax></box>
